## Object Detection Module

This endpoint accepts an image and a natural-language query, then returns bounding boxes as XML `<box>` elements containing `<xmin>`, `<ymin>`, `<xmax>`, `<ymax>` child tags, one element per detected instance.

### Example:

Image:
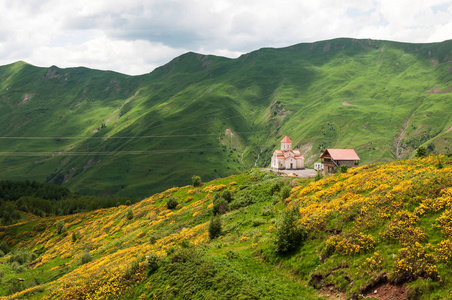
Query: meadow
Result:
<box><xmin>1</xmin><ymin>155</ymin><xmax>452</xmax><ymax>299</ymax></box>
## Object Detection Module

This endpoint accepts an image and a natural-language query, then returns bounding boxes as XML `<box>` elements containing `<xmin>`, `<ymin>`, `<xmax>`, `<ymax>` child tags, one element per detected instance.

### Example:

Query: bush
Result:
<box><xmin>314</xmin><ymin>170</ymin><xmax>323</xmax><ymax>181</ymax></box>
<box><xmin>229</xmin><ymin>192</ymin><xmax>255</xmax><ymax>210</ymax></box>
<box><xmin>124</xmin><ymin>260</ymin><xmax>141</xmax><ymax>280</ymax></box>
<box><xmin>208</xmin><ymin>216</ymin><xmax>222</xmax><ymax>240</ymax></box>
<box><xmin>192</xmin><ymin>175</ymin><xmax>202</xmax><ymax>187</ymax></box>
<box><xmin>8</xmin><ymin>248</ymin><xmax>35</xmax><ymax>265</ymax></box>
<box><xmin>340</xmin><ymin>165</ymin><xmax>348</xmax><ymax>173</ymax></box>
<box><xmin>261</xmin><ymin>205</ymin><xmax>274</xmax><ymax>217</ymax></box>
<box><xmin>269</xmin><ymin>181</ymin><xmax>284</xmax><ymax>195</ymax></box>
<box><xmin>81</xmin><ymin>251</ymin><xmax>92</xmax><ymax>264</ymax></box>
<box><xmin>126</xmin><ymin>208</ymin><xmax>134</xmax><ymax>220</ymax></box>
<box><xmin>146</xmin><ymin>253</ymin><xmax>160</xmax><ymax>274</ymax></box>
<box><xmin>212</xmin><ymin>197</ymin><xmax>228</xmax><ymax>215</ymax></box>
<box><xmin>166</xmin><ymin>196</ymin><xmax>179</xmax><ymax>210</ymax></box>
<box><xmin>149</xmin><ymin>235</ymin><xmax>157</xmax><ymax>244</ymax></box>
<box><xmin>280</xmin><ymin>186</ymin><xmax>291</xmax><ymax>199</ymax></box>
<box><xmin>222</xmin><ymin>189</ymin><xmax>233</xmax><ymax>202</ymax></box>
<box><xmin>274</xmin><ymin>207</ymin><xmax>305</xmax><ymax>254</ymax></box>
<box><xmin>72</xmin><ymin>232</ymin><xmax>77</xmax><ymax>242</ymax></box>
<box><xmin>0</xmin><ymin>241</ymin><xmax>9</xmax><ymax>254</ymax></box>
<box><xmin>392</xmin><ymin>242</ymin><xmax>438</xmax><ymax>283</ymax></box>
<box><xmin>416</xmin><ymin>147</ymin><xmax>427</xmax><ymax>158</ymax></box>
<box><xmin>56</xmin><ymin>220</ymin><xmax>66</xmax><ymax>234</ymax></box>
<box><xmin>33</xmin><ymin>222</ymin><xmax>47</xmax><ymax>232</ymax></box>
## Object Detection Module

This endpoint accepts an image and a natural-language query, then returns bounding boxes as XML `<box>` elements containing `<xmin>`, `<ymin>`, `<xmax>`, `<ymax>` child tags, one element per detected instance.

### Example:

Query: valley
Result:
<box><xmin>0</xmin><ymin>38</ymin><xmax>451</xmax><ymax>197</ymax></box>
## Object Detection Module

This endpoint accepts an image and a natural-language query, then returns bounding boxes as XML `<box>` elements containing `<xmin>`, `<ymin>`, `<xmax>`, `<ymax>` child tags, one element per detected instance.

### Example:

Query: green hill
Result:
<box><xmin>1</xmin><ymin>155</ymin><xmax>452</xmax><ymax>299</ymax></box>
<box><xmin>0</xmin><ymin>38</ymin><xmax>451</xmax><ymax>197</ymax></box>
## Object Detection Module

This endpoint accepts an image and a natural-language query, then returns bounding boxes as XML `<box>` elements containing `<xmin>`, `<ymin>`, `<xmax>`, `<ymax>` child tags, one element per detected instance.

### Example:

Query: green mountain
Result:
<box><xmin>1</xmin><ymin>155</ymin><xmax>452</xmax><ymax>299</ymax></box>
<box><xmin>0</xmin><ymin>38</ymin><xmax>451</xmax><ymax>197</ymax></box>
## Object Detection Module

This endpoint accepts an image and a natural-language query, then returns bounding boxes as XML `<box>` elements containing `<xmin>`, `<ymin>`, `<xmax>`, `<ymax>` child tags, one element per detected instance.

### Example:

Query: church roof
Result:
<box><xmin>281</xmin><ymin>135</ymin><xmax>292</xmax><ymax>143</ymax></box>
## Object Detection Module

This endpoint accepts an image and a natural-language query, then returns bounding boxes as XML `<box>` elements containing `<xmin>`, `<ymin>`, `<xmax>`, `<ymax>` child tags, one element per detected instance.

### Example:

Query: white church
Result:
<box><xmin>271</xmin><ymin>136</ymin><xmax>305</xmax><ymax>170</ymax></box>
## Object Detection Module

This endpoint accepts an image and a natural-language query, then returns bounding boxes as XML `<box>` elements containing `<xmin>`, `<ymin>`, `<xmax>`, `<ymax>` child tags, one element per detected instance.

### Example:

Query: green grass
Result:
<box><xmin>0</xmin><ymin>38</ymin><xmax>451</xmax><ymax>197</ymax></box>
<box><xmin>2</xmin><ymin>157</ymin><xmax>452</xmax><ymax>299</ymax></box>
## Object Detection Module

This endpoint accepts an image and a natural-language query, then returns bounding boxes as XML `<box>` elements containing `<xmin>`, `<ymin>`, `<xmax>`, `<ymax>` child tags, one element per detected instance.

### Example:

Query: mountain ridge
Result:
<box><xmin>0</xmin><ymin>37</ymin><xmax>451</xmax><ymax>197</ymax></box>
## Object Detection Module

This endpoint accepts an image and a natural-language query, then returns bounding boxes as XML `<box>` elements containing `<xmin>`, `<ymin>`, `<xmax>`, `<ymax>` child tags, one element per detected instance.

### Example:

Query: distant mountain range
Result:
<box><xmin>0</xmin><ymin>38</ymin><xmax>451</xmax><ymax>197</ymax></box>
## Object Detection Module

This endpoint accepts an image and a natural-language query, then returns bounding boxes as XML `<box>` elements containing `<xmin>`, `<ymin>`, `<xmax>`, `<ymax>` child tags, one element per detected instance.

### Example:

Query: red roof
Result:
<box><xmin>320</xmin><ymin>149</ymin><xmax>360</xmax><ymax>161</ymax></box>
<box><xmin>281</xmin><ymin>135</ymin><xmax>292</xmax><ymax>143</ymax></box>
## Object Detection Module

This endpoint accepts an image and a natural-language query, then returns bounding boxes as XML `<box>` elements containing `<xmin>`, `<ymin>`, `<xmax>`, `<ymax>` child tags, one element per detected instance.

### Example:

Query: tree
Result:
<box><xmin>274</xmin><ymin>207</ymin><xmax>305</xmax><ymax>254</ymax></box>
<box><xmin>208</xmin><ymin>216</ymin><xmax>222</xmax><ymax>240</ymax></box>
<box><xmin>166</xmin><ymin>196</ymin><xmax>179</xmax><ymax>210</ymax></box>
<box><xmin>416</xmin><ymin>147</ymin><xmax>427</xmax><ymax>158</ymax></box>
<box><xmin>212</xmin><ymin>197</ymin><xmax>228</xmax><ymax>215</ymax></box>
<box><xmin>126</xmin><ymin>208</ymin><xmax>134</xmax><ymax>220</ymax></box>
<box><xmin>56</xmin><ymin>220</ymin><xmax>66</xmax><ymax>234</ymax></box>
<box><xmin>192</xmin><ymin>175</ymin><xmax>202</xmax><ymax>187</ymax></box>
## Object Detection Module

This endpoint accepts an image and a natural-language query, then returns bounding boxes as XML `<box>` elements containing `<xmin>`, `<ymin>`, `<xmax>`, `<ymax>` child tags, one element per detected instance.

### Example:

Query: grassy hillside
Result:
<box><xmin>1</xmin><ymin>155</ymin><xmax>452</xmax><ymax>299</ymax></box>
<box><xmin>0</xmin><ymin>38</ymin><xmax>451</xmax><ymax>197</ymax></box>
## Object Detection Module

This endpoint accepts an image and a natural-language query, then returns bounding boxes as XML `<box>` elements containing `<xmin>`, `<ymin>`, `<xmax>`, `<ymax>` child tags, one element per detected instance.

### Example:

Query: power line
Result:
<box><xmin>0</xmin><ymin>148</ymin><xmax>231</xmax><ymax>156</ymax></box>
<box><xmin>0</xmin><ymin>130</ymin><xmax>266</xmax><ymax>140</ymax></box>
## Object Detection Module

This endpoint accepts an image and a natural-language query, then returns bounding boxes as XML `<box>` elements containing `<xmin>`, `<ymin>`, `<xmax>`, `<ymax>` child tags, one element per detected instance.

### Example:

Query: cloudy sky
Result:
<box><xmin>0</xmin><ymin>0</ymin><xmax>451</xmax><ymax>75</ymax></box>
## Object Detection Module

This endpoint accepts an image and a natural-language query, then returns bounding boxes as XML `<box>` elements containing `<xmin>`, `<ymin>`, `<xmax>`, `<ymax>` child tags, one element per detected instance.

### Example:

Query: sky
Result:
<box><xmin>0</xmin><ymin>0</ymin><xmax>451</xmax><ymax>75</ymax></box>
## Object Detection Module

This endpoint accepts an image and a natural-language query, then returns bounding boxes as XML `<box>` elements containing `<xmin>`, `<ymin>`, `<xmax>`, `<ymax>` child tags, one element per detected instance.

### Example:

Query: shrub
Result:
<box><xmin>212</xmin><ymin>197</ymin><xmax>228</xmax><ymax>215</ymax></box>
<box><xmin>280</xmin><ymin>186</ymin><xmax>291</xmax><ymax>199</ymax></box>
<box><xmin>252</xmin><ymin>219</ymin><xmax>266</xmax><ymax>227</ymax></box>
<box><xmin>126</xmin><ymin>208</ymin><xmax>134</xmax><ymax>220</ymax></box>
<box><xmin>229</xmin><ymin>192</ymin><xmax>255</xmax><ymax>210</ymax></box>
<box><xmin>149</xmin><ymin>235</ymin><xmax>157</xmax><ymax>244</ymax></box>
<box><xmin>261</xmin><ymin>205</ymin><xmax>274</xmax><ymax>217</ymax></box>
<box><xmin>392</xmin><ymin>242</ymin><xmax>438</xmax><ymax>283</ymax></box>
<box><xmin>324</xmin><ymin>232</ymin><xmax>376</xmax><ymax>256</ymax></box>
<box><xmin>192</xmin><ymin>175</ymin><xmax>202</xmax><ymax>187</ymax></box>
<box><xmin>416</xmin><ymin>147</ymin><xmax>427</xmax><ymax>158</ymax></box>
<box><xmin>81</xmin><ymin>251</ymin><xmax>92</xmax><ymax>264</ymax></box>
<box><xmin>124</xmin><ymin>260</ymin><xmax>141</xmax><ymax>280</ymax></box>
<box><xmin>435</xmin><ymin>239</ymin><xmax>452</xmax><ymax>263</ymax></box>
<box><xmin>314</xmin><ymin>170</ymin><xmax>323</xmax><ymax>181</ymax></box>
<box><xmin>222</xmin><ymin>189</ymin><xmax>233</xmax><ymax>202</ymax></box>
<box><xmin>33</xmin><ymin>222</ymin><xmax>47</xmax><ymax>232</ymax></box>
<box><xmin>72</xmin><ymin>232</ymin><xmax>77</xmax><ymax>243</ymax></box>
<box><xmin>274</xmin><ymin>207</ymin><xmax>305</xmax><ymax>254</ymax></box>
<box><xmin>208</xmin><ymin>216</ymin><xmax>222</xmax><ymax>240</ymax></box>
<box><xmin>10</xmin><ymin>261</ymin><xmax>27</xmax><ymax>273</ymax></box>
<box><xmin>56</xmin><ymin>220</ymin><xmax>66</xmax><ymax>234</ymax></box>
<box><xmin>146</xmin><ymin>253</ymin><xmax>160</xmax><ymax>274</ymax></box>
<box><xmin>0</xmin><ymin>241</ymin><xmax>9</xmax><ymax>254</ymax></box>
<box><xmin>0</xmin><ymin>250</ymin><xmax>4</xmax><ymax>257</ymax></box>
<box><xmin>8</xmin><ymin>248</ymin><xmax>35</xmax><ymax>265</ymax></box>
<box><xmin>166</xmin><ymin>196</ymin><xmax>179</xmax><ymax>210</ymax></box>
<box><xmin>340</xmin><ymin>165</ymin><xmax>348</xmax><ymax>173</ymax></box>
<box><xmin>269</xmin><ymin>181</ymin><xmax>284</xmax><ymax>195</ymax></box>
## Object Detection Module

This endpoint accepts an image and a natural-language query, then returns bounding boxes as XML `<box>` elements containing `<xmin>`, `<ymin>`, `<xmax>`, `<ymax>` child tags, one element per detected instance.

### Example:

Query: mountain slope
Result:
<box><xmin>0</xmin><ymin>38</ymin><xmax>451</xmax><ymax>197</ymax></box>
<box><xmin>1</xmin><ymin>156</ymin><xmax>452</xmax><ymax>299</ymax></box>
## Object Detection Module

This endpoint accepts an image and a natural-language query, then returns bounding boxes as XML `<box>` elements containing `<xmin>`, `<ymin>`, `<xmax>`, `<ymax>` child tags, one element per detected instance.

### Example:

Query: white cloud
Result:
<box><xmin>0</xmin><ymin>0</ymin><xmax>450</xmax><ymax>75</ymax></box>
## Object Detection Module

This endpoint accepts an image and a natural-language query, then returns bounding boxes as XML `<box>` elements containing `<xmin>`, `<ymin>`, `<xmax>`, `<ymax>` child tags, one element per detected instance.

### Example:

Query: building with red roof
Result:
<box><xmin>320</xmin><ymin>149</ymin><xmax>360</xmax><ymax>173</ymax></box>
<box><xmin>271</xmin><ymin>136</ymin><xmax>305</xmax><ymax>170</ymax></box>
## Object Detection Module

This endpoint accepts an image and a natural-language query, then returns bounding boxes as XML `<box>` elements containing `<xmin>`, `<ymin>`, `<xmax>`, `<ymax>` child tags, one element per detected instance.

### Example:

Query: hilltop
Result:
<box><xmin>0</xmin><ymin>38</ymin><xmax>451</xmax><ymax>197</ymax></box>
<box><xmin>1</xmin><ymin>155</ymin><xmax>452</xmax><ymax>299</ymax></box>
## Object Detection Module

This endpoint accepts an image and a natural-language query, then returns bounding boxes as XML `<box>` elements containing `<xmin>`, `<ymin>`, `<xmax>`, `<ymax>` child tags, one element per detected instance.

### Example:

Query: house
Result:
<box><xmin>314</xmin><ymin>162</ymin><xmax>324</xmax><ymax>171</ymax></box>
<box><xmin>320</xmin><ymin>149</ymin><xmax>360</xmax><ymax>173</ymax></box>
<box><xmin>271</xmin><ymin>136</ymin><xmax>304</xmax><ymax>170</ymax></box>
